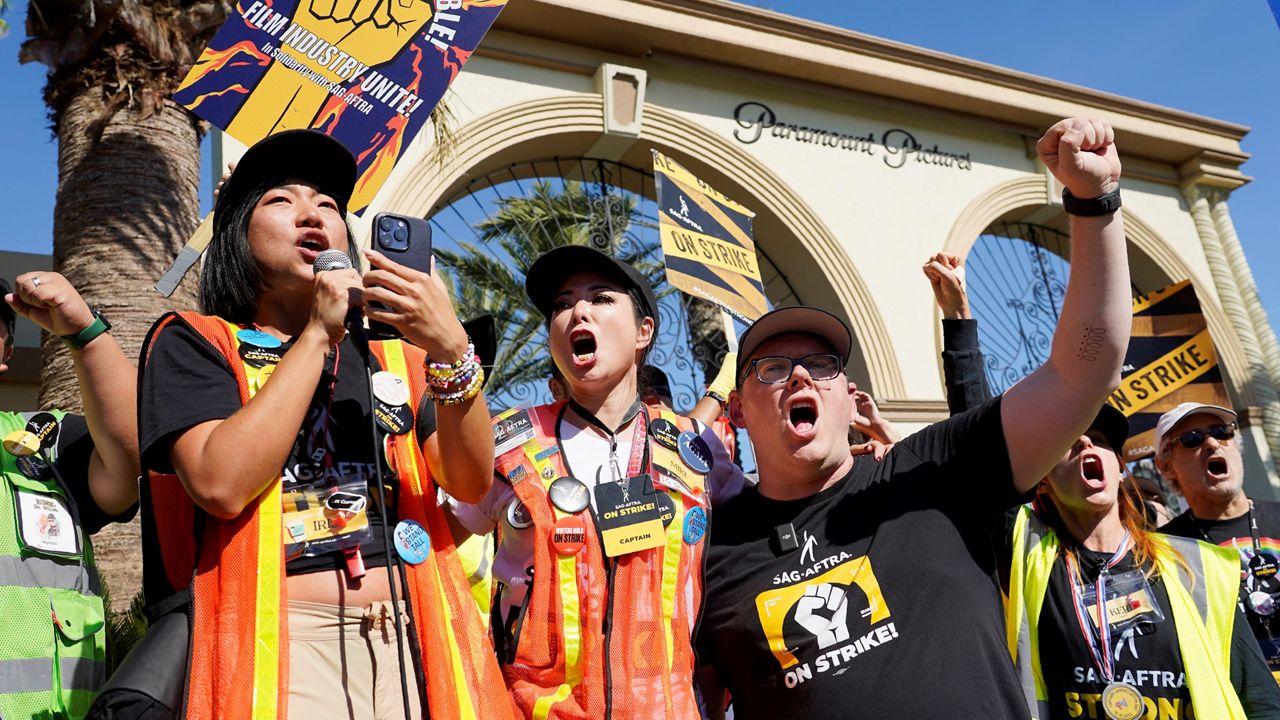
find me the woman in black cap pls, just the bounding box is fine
[449,244,745,719]
[134,130,515,720]
[1003,406,1280,720]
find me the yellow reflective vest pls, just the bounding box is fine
[1006,505,1245,720]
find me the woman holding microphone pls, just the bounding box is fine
[136,130,514,720]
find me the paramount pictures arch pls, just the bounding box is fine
[206,0,1280,494]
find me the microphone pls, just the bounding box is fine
[312,249,353,273]
[311,249,368,355]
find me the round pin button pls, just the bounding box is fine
[15,455,51,480]
[1251,552,1279,581]
[371,371,411,408]
[375,401,412,435]
[25,412,60,450]
[551,516,587,556]
[236,329,282,349]
[683,506,707,545]
[1249,590,1277,617]
[677,432,713,474]
[393,520,431,565]
[4,430,41,457]
[506,498,534,529]
[239,344,282,368]
[649,418,680,451]
[548,477,590,514]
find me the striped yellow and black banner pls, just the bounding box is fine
[1107,279,1230,460]
[653,150,768,322]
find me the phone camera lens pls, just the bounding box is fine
[393,225,408,243]
[378,216,393,231]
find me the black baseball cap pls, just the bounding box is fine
[214,130,358,223]
[1089,404,1130,454]
[524,245,659,335]
[736,306,853,385]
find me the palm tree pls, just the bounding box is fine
[20,0,233,611]
[436,178,729,409]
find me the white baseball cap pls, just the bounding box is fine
[1153,403,1237,456]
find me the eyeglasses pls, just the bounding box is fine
[1163,423,1237,453]
[743,353,844,385]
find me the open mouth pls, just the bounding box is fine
[1207,456,1229,478]
[1081,455,1105,484]
[788,399,818,434]
[296,234,327,257]
[570,330,597,364]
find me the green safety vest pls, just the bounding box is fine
[1006,505,1244,720]
[0,409,106,720]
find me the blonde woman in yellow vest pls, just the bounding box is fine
[1005,405,1280,720]
[136,131,516,720]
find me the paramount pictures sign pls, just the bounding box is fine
[730,101,973,171]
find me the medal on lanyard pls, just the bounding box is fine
[1065,533,1145,720]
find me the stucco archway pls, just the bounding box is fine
[373,94,907,396]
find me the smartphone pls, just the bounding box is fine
[368,212,433,340]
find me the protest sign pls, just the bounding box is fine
[175,0,506,214]
[653,150,767,323]
[1107,279,1231,460]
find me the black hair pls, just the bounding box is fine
[637,364,672,402]
[200,176,358,322]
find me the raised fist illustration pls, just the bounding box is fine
[794,583,850,649]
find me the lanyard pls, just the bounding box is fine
[568,398,648,481]
[1064,532,1132,683]
[1249,500,1263,553]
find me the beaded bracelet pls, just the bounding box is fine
[433,366,485,405]
[425,352,479,386]
[425,342,475,377]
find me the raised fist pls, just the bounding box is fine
[1036,118,1121,200]
[794,583,850,649]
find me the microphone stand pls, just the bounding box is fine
[352,322,418,720]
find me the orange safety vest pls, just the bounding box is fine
[492,402,709,720]
[141,312,516,720]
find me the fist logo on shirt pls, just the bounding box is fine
[795,583,850,649]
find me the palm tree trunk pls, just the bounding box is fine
[43,90,202,610]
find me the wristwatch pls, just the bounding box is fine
[61,307,112,349]
[1062,187,1122,217]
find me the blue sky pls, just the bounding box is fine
[2,1,1278,335]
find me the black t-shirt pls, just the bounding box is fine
[139,321,435,578]
[1163,501,1280,678]
[696,397,1029,719]
[3,412,137,535]
[1031,543,1280,719]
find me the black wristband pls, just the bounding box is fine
[1062,187,1121,217]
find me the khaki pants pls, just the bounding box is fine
[287,600,423,720]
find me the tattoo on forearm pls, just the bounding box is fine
[1077,326,1106,361]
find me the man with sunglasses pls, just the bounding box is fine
[1157,403,1280,682]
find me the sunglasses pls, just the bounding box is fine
[1163,423,1236,453]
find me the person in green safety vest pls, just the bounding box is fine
[1,272,140,719]
[1004,404,1280,720]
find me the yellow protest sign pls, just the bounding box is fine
[653,150,767,322]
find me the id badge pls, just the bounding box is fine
[282,478,372,558]
[15,489,80,556]
[592,475,665,557]
[1082,568,1166,633]
[651,445,706,503]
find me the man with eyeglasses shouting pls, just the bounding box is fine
[1158,403,1280,684]
[694,117,1133,720]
